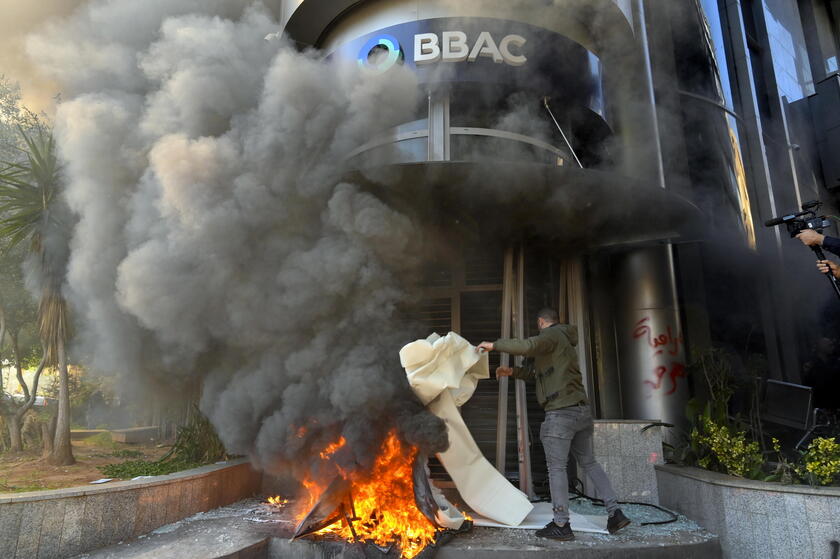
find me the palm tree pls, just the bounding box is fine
[0,127,74,465]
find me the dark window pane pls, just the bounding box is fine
[451,134,561,165]
[459,290,504,471]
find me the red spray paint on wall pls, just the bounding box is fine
[633,317,686,396]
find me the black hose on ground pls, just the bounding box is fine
[567,477,679,526]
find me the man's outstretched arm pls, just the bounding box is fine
[477,332,556,357]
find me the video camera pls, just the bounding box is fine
[764,200,831,237]
[765,200,840,300]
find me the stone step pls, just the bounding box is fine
[79,499,721,559]
[269,530,720,559]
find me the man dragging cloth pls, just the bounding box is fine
[476,308,631,541]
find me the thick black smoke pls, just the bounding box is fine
[30,0,446,480]
[29,0,721,488]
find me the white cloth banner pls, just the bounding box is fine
[470,502,609,534]
[400,332,534,527]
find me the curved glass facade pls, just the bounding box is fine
[673,0,757,249]
[337,18,611,169]
[344,89,577,168]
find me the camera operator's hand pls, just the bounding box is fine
[817,260,840,279]
[797,229,825,246]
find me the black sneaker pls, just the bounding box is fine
[535,521,574,541]
[607,509,631,534]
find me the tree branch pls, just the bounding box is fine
[11,330,29,402]
[23,351,46,409]
[15,345,46,421]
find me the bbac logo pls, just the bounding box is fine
[414,31,527,66]
[357,34,404,73]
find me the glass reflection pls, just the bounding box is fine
[680,1,757,247]
[761,0,815,99]
[699,0,736,110]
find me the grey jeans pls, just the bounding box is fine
[539,404,619,524]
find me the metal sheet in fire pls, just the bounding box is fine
[412,453,466,529]
[292,477,352,539]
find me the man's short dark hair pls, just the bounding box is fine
[537,308,559,323]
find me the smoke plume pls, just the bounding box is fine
[0,0,87,113]
[25,0,744,488]
[30,0,447,480]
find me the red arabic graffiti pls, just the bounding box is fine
[633,317,683,356]
[634,317,686,396]
[642,363,686,395]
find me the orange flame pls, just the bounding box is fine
[271,431,437,558]
[300,477,320,512]
[267,496,289,507]
[319,436,347,460]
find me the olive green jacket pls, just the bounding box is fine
[494,323,587,411]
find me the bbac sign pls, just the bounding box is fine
[340,17,603,110]
[413,31,526,66]
[357,30,526,72]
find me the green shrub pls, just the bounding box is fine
[798,437,840,486]
[159,408,227,465]
[691,416,763,478]
[99,407,229,479]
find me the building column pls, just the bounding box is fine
[427,89,450,161]
[607,1,688,433]
[614,247,689,434]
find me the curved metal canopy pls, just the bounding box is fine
[342,161,704,250]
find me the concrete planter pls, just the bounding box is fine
[586,420,665,505]
[0,458,263,559]
[656,464,840,559]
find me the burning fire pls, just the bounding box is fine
[271,431,437,558]
[319,436,347,460]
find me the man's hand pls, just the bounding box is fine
[797,229,825,247]
[495,366,513,378]
[817,259,840,279]
[476,341,494,352]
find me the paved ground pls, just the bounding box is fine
[76,498,720,559]
[73,501,280,559]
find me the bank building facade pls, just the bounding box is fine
[272,0,840,496]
